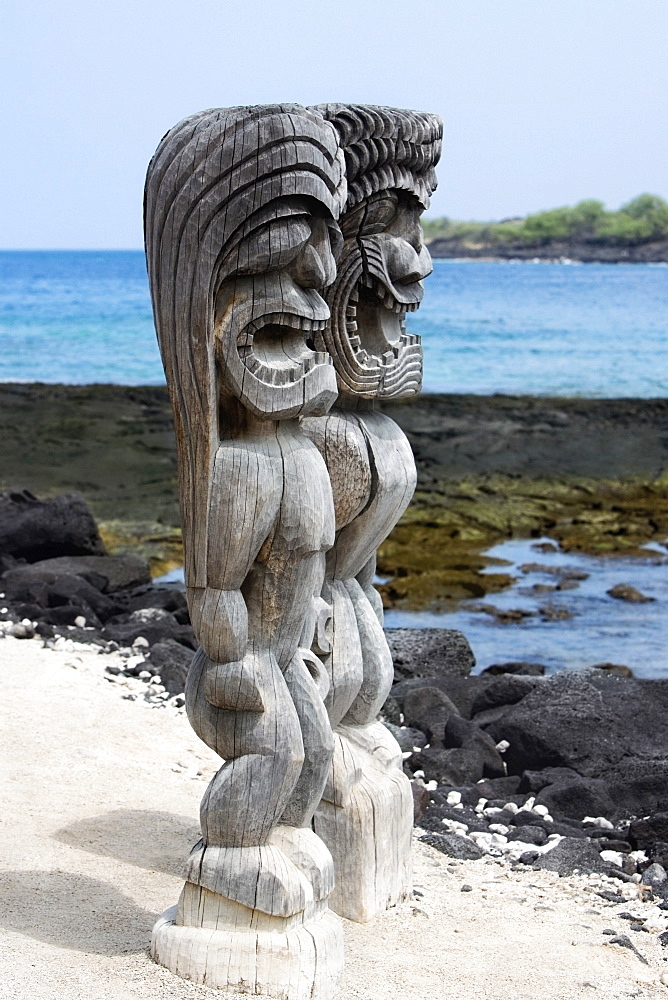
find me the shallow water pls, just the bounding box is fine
[385,537,668,679]
[157,537,667,679]
[1,251,667,396]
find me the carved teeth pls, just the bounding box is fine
[346,320,358,333]
[348,335,361,349]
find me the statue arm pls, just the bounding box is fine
[187,437,283,709]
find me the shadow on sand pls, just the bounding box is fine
[0,869,155,955]
[54,808,199,877]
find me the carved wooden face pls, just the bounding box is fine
[214,197,342,420]
[320,191,431,399]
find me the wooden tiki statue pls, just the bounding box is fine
[304,104,442,922]
[144,105,348,998]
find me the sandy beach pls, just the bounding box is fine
[1,634,667,1000]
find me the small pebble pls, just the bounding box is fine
[10,623,34,639]
[460,884,473,892]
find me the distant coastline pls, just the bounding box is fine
[423,193,668,263]
[426,237,668,264]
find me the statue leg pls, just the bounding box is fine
[153,432,343,994]
[314,580,413,922]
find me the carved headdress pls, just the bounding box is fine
[144,105,346,586]
[316,103,442,211]
[312,104,442,398]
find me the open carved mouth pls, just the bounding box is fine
[237,314,332,385]
[345,274,420,368]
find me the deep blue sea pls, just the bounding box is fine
[1,250,666,395]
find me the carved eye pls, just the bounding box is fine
[359,195,398,236]
[233,217,312,275]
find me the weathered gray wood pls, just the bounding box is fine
[144,100,441,991]
[305,104,442,924]
[145,104,347,996]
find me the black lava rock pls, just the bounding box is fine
[400,685,460,740]
[385,628,475,680]
[54,626,107,647]
[486,673,624,776]
[418,831,484,860]
[535,774,616,822]
[145,638,194,693]
[0,488,105,562]
[102,615,196,650]
[381,693,402,725]
[392,674,491,720]
[443,716,506,778]
[471,674,539,716]
[508,825,548,846]
[472,775,522,799]
[382,722,427,753]
[46,602,102,628]
[3,554,151,593]
[629,813,668,852]
[420,804,490,834]
[517,851,540,865]
[519,767,580,793]
[410,746,485,786]
[482,661,546,677]
[46,574,122,622]
[411,782,430,823]
[127,587,188,614]
[533,837,614,877]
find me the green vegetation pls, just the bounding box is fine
[422,194,668,248]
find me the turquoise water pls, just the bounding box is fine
[1,251,666,395]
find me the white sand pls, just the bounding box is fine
[1,635,667,1000]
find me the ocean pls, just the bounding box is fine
[1,250,666,395]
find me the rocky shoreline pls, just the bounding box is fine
[0,384,666,610]
[0,493,666,902]
[426,237,668,264]
[0,489,667,958]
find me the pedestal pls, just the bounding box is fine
[151,826,344,998]
[313,722,413,923]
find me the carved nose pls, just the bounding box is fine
[386,238,432,285]
[289,220,337,288]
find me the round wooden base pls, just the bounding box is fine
[151,903,344,999]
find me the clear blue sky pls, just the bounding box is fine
[2,0,667,248]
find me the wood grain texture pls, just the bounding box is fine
[304,105,442,924]
[144,102,442,992]
[144,104,347,996]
